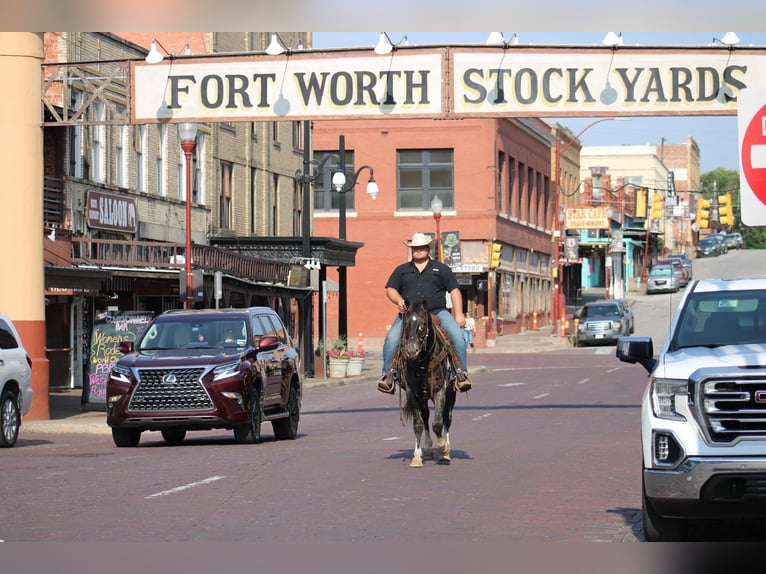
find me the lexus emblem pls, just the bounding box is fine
[755,390,766,403]
[162,373,177,385]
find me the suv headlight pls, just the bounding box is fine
[651,377,688,420]
[213,360,241,381]
[110,364,132,383]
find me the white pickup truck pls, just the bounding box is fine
[617,275,766,541]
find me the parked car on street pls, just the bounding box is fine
[646,264,680,294]
[724,232,743,249]
[613,298,635,334]
[665,253,693,281]
[0,312,33,448]
[106,307,302,447]
[658,257,689,287]
[711,233,728,254]
[697,236,721,258]
[617,275,766,541]
[573,300,630,347]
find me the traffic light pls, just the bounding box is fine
[489,242,502,269]
[696,197,711,229]
[650,191,665,220]
[718,192,734,226]
[636,187,648,219]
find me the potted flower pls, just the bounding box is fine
[327,337,350,378]
[345,349,367,376]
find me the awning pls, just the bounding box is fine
[45,266,111,291]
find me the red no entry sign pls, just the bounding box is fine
[738,90,766,226]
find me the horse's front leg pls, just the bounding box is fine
[410,407,425,468]
[421,403,433,460]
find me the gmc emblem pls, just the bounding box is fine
[755,391,766,403]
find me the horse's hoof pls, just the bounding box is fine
[422,448,434,460]
[439,454,451,462]
[410,457,423,468]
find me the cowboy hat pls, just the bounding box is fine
[403,232,435,248]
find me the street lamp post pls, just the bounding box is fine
[431,195,443,261]
[330,135,378,342]
[179,122,197,310]
[553,117,628,337]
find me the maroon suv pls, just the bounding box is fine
[106,307,301,447]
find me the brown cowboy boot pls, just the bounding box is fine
[454,369,472,392]
[377,373,395,394]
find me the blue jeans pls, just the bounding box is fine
[382,309,468,375]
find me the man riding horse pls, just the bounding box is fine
[376,232,472,394]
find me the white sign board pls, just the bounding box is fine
[738,89,766,226]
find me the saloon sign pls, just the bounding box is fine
[132,45,766,123]
[87,190,138,234]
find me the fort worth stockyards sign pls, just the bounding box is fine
[131,45,766,123]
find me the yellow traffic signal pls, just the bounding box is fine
[718,192,734,227]
[636,187,648,219]
[489,242,502,269]
[650,192,665,220]
[696,197,711,229]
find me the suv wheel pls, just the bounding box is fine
[272,383,300,440]
[161,428,187,444]
[234,387,262,444]
[642,474,687,541]
[0,389,20,448]
[112,427,141,447]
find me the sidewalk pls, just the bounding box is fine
[21,324,571,436]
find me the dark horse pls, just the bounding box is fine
[396,299,457,467]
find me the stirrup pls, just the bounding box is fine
[455,369,472,392]
[377,375,395,394]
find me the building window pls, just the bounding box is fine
[157,124,167,197]
[193,133,204,205]
[272,173,279,235]
[91,100,105,183]
[219,160,232,230]
[508,157,516,218]
[116,114,127,188]
[496,151,504,213]
[293,177,301,236]
[135,125,146,193]
[313,150,356,211]
[397,149,454,210]
[70,90,85,180]
[292,121,303,151]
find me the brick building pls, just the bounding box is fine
[312,116,555,350]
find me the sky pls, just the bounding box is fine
[313,32,766,174]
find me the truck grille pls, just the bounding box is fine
[586,321,611,332]
[699,374,766,442]
[129,367,212,412]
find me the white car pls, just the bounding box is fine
[0,312,33,447]
[617,276,766,540]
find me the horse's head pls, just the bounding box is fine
[400,299,429,361]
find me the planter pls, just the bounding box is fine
[328,358,349,378]
[345,357,365,376]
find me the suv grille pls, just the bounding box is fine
[699,375,766,442]
[129,368,212,412]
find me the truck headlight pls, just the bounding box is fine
[651,378,688,420]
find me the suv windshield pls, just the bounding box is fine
[138,317,248,350]
[673,290,766,348]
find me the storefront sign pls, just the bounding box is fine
[132,47,766,122]
[565,207,609,230]
[85,310,153,404]
[86,189,138,234]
